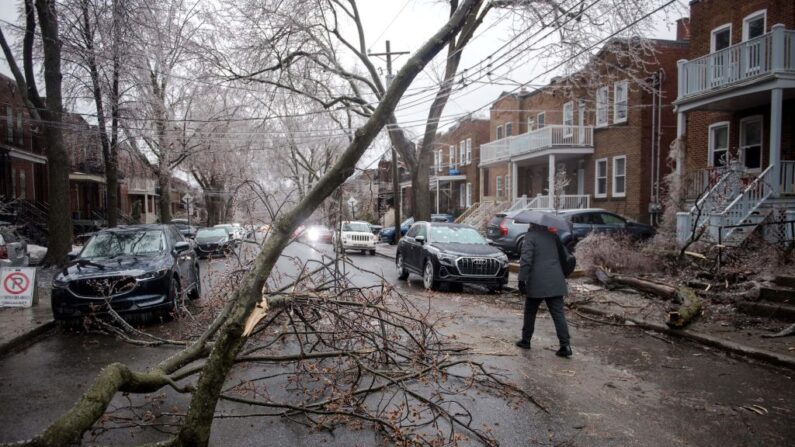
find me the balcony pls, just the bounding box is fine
[480,125,594,167]
[127,177,157,194]
[677,25,795,110]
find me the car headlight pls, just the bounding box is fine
[137,268,170,281]
[308,229,320,241]
[53,275,69,288]
[495,252,509,265]
[438,253,457,266]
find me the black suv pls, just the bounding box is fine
[396,222,509,291]
[51,224,201,322]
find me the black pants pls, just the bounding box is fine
[521,296,571,346]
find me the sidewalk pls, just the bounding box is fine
[0,268,56,357]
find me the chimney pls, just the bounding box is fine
[676,17,690,41]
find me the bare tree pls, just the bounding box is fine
[0,0,73,265]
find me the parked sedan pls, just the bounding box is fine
[486,209,575,257]
[214,224,241,245]
[51,224,201,322]
[396,222,509,291]
[559,208,656,242]
[195,227,236,258]
[379,217,414,244]
[170,219,198,239]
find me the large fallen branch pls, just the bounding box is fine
[594,267,702,328]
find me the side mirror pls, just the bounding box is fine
[415,235,426,244]
[174,241,191,253]
[67,250,80,261]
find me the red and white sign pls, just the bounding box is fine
[0,268,36,308]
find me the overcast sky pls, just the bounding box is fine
[0,0,685,144]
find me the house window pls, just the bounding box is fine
[6,107,13,143]
[19,170,26,200]
[505,174,511,198]
[459,141,466,166]
[434,150,441,172]
[466,183,472,207]
[459,183,466,207]
[496,125,503,140]
[596,87,608,127]
[527,117,535,132]
[506,122,513,137]
[595,158,607,198]
[563,102,573,137]
[740,116,762,171]
[496,176,503,197]
[711,24,731,52]
[708,122,730,167]
[16,114,22,145]
[466,138,472,164]
[613,81,628,124]
[449,145,456,169]
[743,11,765,41]
[612,156,626,197]
[536,112,545,129]
[578,98,587,143]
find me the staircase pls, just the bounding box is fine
[459,199,509,231]
[678,163,794,247]
[737,275,795,323]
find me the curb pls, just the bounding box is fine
[575,305,795,370]
[0,319,56,359]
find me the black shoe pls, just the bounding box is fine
[555,345,572,357]
[515,340,531,350]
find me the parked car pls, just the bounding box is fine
[214,224,241,245]
[396,222,509,291]
[303,225,333,244]
[334,221,377,254]
[486,209,575,257]
[170,219,197,239]
[486,208,654,256]
[430,213,454,222]
[379,217,414,244]
[0,224,29,266]
[231,223,248,240]
[369,224,383,235]
[51,224,201,322]
[195,227,236,258]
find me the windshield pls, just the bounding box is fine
[402,218,414,227]
[214,225,233,234]
[430,226,487,244]
[81,230,166,258]
[342,223,370,232]
[197,228,228,239]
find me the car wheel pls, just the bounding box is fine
[422,260,438,291]
[188,264,201,300]
[369,249,376,255]
[396,253,409,280]
[164,277,181,319]
[361,250,367,254]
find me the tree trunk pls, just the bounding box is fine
[158,171,172,223]
[174,3,482,444]
[37,0,72,265]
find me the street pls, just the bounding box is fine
[0,241,793,446]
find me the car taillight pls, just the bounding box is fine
[499,219,509,236]
[0,245,6,259]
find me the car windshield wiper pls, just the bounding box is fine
[73,258,106,270]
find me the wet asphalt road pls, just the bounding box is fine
[0,240,793,446]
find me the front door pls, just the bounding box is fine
[740,116,763,172]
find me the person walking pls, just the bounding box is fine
[516,223,572,357]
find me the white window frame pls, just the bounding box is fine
[536,112,545,129]
[496,125,503,140]
[708,121,730,167]
[710,23,732,52]
[466,182,472,207]
[496,176,503,197]
[505,174,511,199]
[613,81,628,124]
[594,158,608,198]
[563,101,573,137]
[505,122,513,137]
[742,10,766,41]
[527,117,535,132]
[449,145,456,169]
[459,141,466,166]
[466,138,472,164]
[612,156,626,198]
[739,115,763,172]
[459,183,466,207]
[596,87,608,128]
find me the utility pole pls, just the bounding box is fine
[370,40,409,245]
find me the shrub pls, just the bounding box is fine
[575,232,660,276]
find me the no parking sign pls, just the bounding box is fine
[0,267,37,308]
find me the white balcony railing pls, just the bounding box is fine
[679,25,795,99]
[782,161,795,195]
[128,177,156,193]
[480,125,594,166]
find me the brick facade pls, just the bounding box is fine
[432,117,489,213]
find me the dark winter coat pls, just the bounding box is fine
[518,227,568,298]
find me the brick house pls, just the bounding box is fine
[674,0,795,244]
[0,74,47,203]
[479,36,688,223]
[430,116,489,215]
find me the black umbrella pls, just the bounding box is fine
[513,210,570,233]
